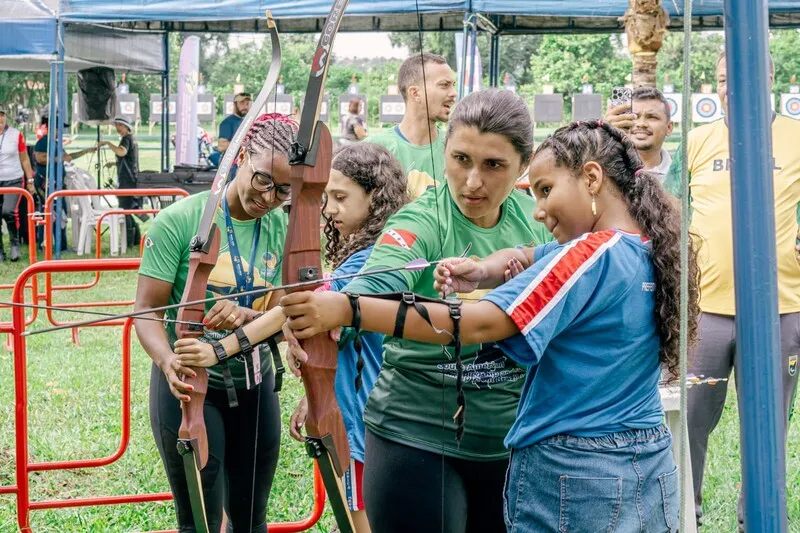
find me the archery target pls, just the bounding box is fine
[379,95,405,123]
[665,93,682,122]
[120,101,136,115]
[691,94,723,123]
[781,94,800,119]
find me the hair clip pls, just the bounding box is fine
[634,168,644,178]
[597,120,604,127]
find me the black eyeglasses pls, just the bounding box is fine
[248,155,292,200]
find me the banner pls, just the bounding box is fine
[455,32,482,96]
[175,36,200,166]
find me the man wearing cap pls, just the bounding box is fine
[217,92,251,157]
[0,105,35,261]
[99,117,141,246]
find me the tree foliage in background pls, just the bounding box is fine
[526,34,632,113]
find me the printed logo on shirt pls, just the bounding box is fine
[436,344,525,388]
[789,355,797,377]
[379,228,417,249]
[642,281,656,292]
[712,158,782,172]
[144,236,154,248]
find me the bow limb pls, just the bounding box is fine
[172,12,282,533]
[283,1,354,531]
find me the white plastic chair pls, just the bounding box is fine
[64,165,126,256]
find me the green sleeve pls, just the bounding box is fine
[342,199,438,295]
[139,207,187,284]
[663,145,685,198]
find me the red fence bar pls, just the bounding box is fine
[39,190,189,330]
[10,258,325,532]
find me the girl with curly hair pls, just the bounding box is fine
[281,120,700,532]
[176,142,408,532]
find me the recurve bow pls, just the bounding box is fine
[282,0,354,531]
[172,12,282,532]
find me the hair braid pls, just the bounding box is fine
[534,121,700,379]
[241,113,298,160]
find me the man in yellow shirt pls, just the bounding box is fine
[665,51,800,531]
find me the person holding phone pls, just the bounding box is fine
[605,87,673,182]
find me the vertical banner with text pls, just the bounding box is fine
[175,36,200,166]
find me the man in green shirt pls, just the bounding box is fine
[367,52,457,199]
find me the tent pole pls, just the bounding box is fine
[723,0,788,530]
[458,13,469,99]
[54,20,66,259]
[162,30,170,171]
[467,17,478,93]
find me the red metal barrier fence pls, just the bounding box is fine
[6,258,325,532]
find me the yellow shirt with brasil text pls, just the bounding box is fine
[665,116,800,315]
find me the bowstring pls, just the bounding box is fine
[413,1,450,527]
[246,62,281,533]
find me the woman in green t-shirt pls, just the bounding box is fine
[284,89,551,533]
[135,114,296,532]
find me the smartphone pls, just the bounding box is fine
[610,86,633,109]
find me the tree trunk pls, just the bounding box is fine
[621,0,670,88]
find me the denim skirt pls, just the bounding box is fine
[504,424,678,533]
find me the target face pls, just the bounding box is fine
[120,102,135,115]
[197,102,212,115]
[782,94,800,119]
[691,94,723,123]
[382,102,406,115]
[665,94,682,122]
[696,98,718,118]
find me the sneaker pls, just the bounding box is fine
[10,244,20,262]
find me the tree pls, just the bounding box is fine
[770,29,800,94]
[656,31,724,91]
[388,31,543,87]
[527,34,632,110]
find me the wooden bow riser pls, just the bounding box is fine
[284,123,351,477]
[175,226,221,469]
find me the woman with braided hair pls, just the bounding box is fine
[174,142,410,533]
[281,120,701,532]
[135,113,297,532]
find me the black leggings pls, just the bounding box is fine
[149,364,281,532]
[363,429,508,533]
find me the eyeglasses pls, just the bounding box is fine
[248,155,292,201]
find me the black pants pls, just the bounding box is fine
[363,429,508,533]
[149,364,282,532]
[118,195,142,247]
[0,178,22,249]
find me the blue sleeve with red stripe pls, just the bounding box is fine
[482,231,620,365]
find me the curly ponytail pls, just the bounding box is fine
[323,143,409,269]
[534,121,700,378]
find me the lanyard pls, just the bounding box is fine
[221,185,262,309]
